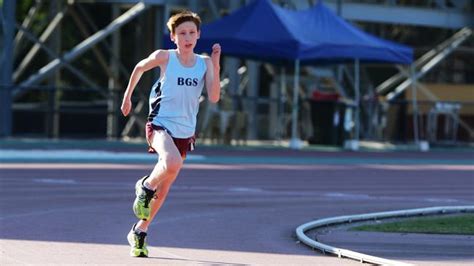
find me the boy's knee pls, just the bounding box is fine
[162,156,183,173]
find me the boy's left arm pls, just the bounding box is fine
[205,43,221,103]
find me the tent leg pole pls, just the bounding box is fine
[355,59,360,146]
[411,64,420,145]
[290,59,301,149]
[279,66,286,141]
[0,0,16,137]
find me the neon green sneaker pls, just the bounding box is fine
[127,224,149,257]
[133,176,156,220]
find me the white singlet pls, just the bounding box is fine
[148,50,207,138]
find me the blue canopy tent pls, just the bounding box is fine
[165,0,414,148]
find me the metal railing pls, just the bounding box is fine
[296,205,474,266]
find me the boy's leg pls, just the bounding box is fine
[128,178,175,257]
[128,130,183,257]
[133,129,183,220]
[137,130,184,228]
[147,129,183,189]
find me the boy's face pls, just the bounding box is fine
[171,21,200,51]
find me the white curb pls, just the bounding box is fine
[296,206,474,265]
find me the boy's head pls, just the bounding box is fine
[167,10,201,35]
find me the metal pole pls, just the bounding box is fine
[354,59,360,142]
[279,66,286,141]
[14,0,43,56]
[411,64,419,144]
[336,0,342,16]
[48,0,62,139]
[290,59,301,149]
[247,61,259,139]
[0,0,16,137]
[107,4,121,140]
[153,5,165,77]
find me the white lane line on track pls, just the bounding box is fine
[0,203,121,220]
[322,192,462,204]
[3,179,467,204]
[33,178,78,185]
[175,186,464,203]
[425,198,459,203]
[0,163,152,169]
[324,192,371,200]
[0,149,206,161]
[4,177,468,205]
[151,212,222,225]
[228,187,265,193]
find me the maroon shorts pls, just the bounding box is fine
[145,122,195,158]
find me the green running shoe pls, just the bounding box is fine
[133,175,156,220]
[127,224,149,257]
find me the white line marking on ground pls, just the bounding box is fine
[0,163,152,169]
[33,178,78,185]
[0,203,121,220]
[324,192,371,200]
[228,187,265,193]
[323,192,461,204]
[425,198,459,203]
[151,212,221,225]
[173,185,266,194]
[0,149,205,161]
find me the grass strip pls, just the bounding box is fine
[351,214,474,235]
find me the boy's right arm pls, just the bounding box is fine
[121,50,168,116]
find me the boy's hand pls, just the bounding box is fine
[121,98,132,116]
[211,43,221,69]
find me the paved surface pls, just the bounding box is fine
[0,147,473,265]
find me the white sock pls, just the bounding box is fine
[135,226,147,233]
[143,181,155,191]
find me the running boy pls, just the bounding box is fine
[120,10,221,257]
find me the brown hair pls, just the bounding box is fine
[167,10,201,34]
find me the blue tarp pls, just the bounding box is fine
[165,0,413,64]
